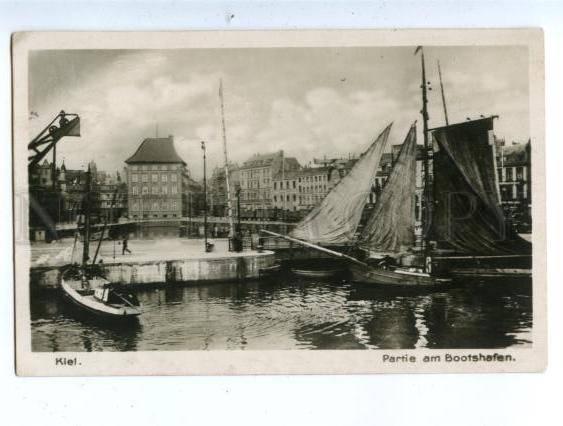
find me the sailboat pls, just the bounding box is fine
[263,46,530,286]
[428,116,532,277]
[285,123,393,277]
[61,165,142,319]
[289,123,392,245]
[348,122,452,287]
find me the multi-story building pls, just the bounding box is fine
[496,140,532,231]
[296,167,331,210]
[272,170,302,212]
[125,135,202,220]
[96,171,128,222]
[238,150,300,214]
[208,164,240,217]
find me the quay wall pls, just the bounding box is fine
[31,252,276,289]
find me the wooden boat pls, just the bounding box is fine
[291,266,344,278]
[262,46,531,287]
[349,263,451,287]
[61,165,142,320]
[61,267,141,319]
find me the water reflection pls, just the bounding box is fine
[30,276,532,352]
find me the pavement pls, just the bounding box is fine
[28,238,269,268]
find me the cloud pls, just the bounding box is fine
[28,46,531,179]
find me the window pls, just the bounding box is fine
[152,202,159,211]
[132,186,139,195]
[293,195,296,201]
[162,174,167,183]
[132,202,139,211]
[171,174,177,182]
[152,165,158,171]
[274,182,277,190]
[142,186,149,194]
[162,186,168,195]
[293,181,296,189]
[172,201,177,210]
[516,167,523,181]
[142,174,148,183]
[142,165,148,171]
[171,185,178,194]
[152,174,158,183]
[152,186,159,195]
[132,174,138,183]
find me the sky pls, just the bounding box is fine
[28,46,530,179]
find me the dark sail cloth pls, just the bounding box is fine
[431,118,531,255]
[358,123,418,253]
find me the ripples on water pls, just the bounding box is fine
[30,276,532,352]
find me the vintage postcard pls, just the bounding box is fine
[13,29,546,376]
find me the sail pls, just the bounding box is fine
[431,117,531,255]
[290,123,392,244]
[358,123,418,253]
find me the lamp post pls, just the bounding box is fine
[201,141,209,252]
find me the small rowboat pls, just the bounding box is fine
[61,268,141,319]
[290,266,345,278]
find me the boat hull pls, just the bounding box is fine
[61,276,141,319]
[290,267,344,278]
[349,263,452,288]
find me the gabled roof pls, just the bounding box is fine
[125,136,185,164]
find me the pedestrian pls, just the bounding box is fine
[122,237,131,255]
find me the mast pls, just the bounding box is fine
[201,141,208,251]
[416,46,432,270]
[437,60,449,126]
[81,164,91,266]
[219,79,235,240]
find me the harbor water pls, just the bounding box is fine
[30,275,532,352]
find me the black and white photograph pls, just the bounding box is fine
[12,30,546,375]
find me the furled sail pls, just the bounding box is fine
[430,117,531,255]
[358,122,418,253]
[290,123,392,244]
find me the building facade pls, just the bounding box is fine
[125,135,202,220]
[238,150,300,215]
[496,140,532,231]
[208,164,240,218]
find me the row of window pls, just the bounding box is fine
[240,168,270,179]
[129,164,181,172]
[272,175,328,190]
[131,185,178,195]
[130,173,178,183]
[132,213,179,219]
[500,183,529,200]
[273,194,324,204]
[498,166,526,182]
[239,189,270,200]
[131,201,179,211]
[272,185,328,194]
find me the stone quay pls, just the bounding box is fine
[28,238,276,289]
